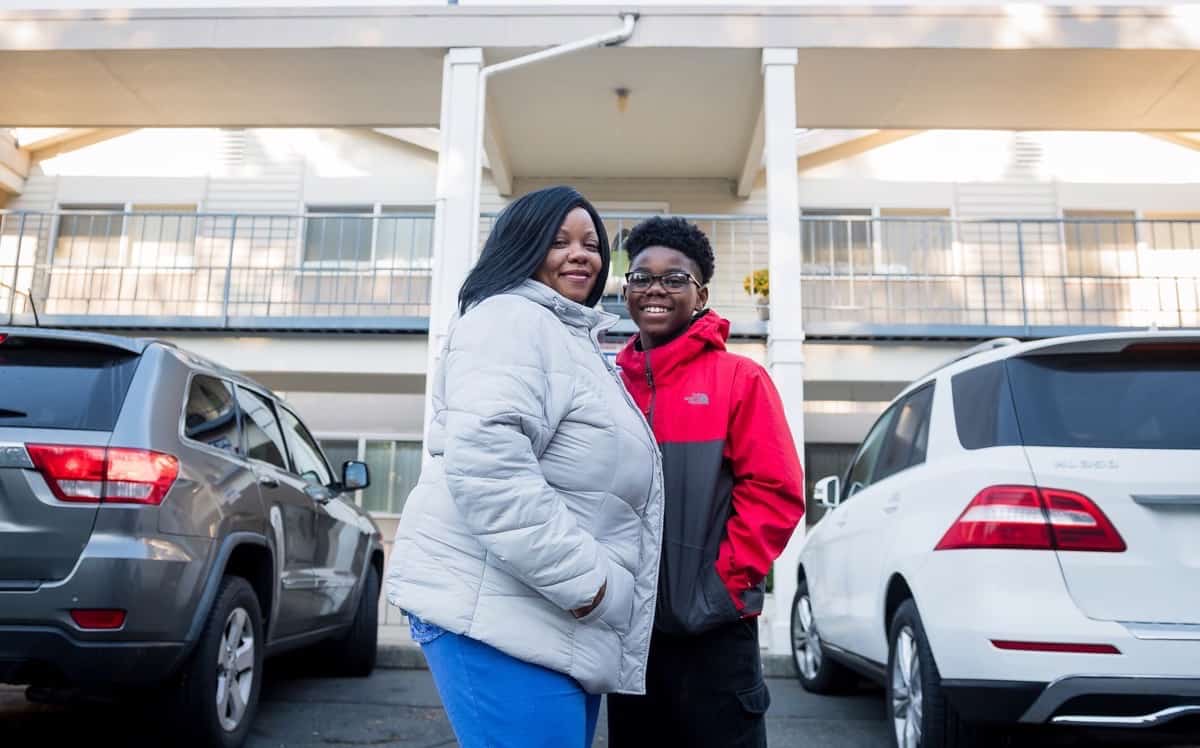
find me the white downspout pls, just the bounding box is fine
[469,12,639,257]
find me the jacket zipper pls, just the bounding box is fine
[644,350,656,428]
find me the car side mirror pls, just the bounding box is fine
[342,460,370,491]
[814,475,842,509]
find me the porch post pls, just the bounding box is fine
[762,48,807,656]
[423,48,485,450]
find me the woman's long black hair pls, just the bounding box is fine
[458,185,610,314]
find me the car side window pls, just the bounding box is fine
[183,375,240,455]
[278,405,333,487]
[235,386,289,471]
[874,384,936,484]
[843,407,897,501]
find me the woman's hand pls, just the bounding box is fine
[571,580,607,619]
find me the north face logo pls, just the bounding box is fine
[685,392,710,406]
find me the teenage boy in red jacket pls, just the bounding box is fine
[607,216,806,748]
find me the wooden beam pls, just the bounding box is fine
[376,123,510,193]
[25,128,135,162]
[736,105,764,198]
[0,132,30,196]
[483,102,513,197]
[1147,132,1200,152]
[373,127,440,154]
[796,129,921,172]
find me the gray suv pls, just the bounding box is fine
[0,328,384,748]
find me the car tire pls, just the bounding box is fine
[887,599,986,748]
[791,580,855,693]
[323,563,380,678]
[174,575,265,748]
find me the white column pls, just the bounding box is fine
[762,48,807,656]
[423,48,484,449]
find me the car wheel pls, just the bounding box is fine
[791,580,855,693]
[887,599,982,748]
[322,563,380,677]
[175,575,264,748]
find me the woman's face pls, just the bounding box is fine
[625,245,708,350]
[533,207,603,305]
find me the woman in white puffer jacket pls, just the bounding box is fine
[385,185,665,748]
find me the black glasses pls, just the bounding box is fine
[624,270,703,294]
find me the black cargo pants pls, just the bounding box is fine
[607,618,771,748]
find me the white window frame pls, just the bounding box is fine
[51,201,199,271]
[299,203,435,272]
[313,431,423,518]
[1060,208,1139,278]
[874,207,953,275]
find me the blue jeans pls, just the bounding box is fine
[421,629,601,748]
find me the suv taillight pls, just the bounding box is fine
[26,444,179,506]
[935,485,1125,553]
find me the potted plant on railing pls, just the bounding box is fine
[743,268,770,321]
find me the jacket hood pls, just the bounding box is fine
[508,279,616,332]
[616,309,730,383]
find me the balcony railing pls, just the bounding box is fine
[2,210,1198,336]
[0,209,434,330]
[794,216,1200,336]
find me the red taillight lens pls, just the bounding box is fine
[0,333,8,344]
[935,485,1053,550]
[70,609,126,630]
[1042,488,1126,552]
[26,444,179,506]
[104,447,180,505]
[935,485,1125,553]
[26,445,107,503]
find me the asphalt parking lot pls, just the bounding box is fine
[3,659,1199,747]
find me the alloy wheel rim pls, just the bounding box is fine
[890,626,923,748]
[215,607,255,732]
[792,594,822,680]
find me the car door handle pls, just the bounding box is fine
[883,493,901,514]
[257,473,279,489]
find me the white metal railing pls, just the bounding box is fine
[3,210,1197,335]
[0,209,434,329]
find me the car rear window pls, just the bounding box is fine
[1007,349,1200,450]
[0,338,141,431]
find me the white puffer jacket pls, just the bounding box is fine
[385,280,665,695]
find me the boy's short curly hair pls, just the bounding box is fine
[624,216,715,285]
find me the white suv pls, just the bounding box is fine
[792,331,1200,748]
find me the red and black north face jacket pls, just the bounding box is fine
[616,310,805,635]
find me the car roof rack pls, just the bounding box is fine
[916,337,1022,382]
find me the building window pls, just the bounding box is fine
[317,437,422,515]
[54,203,197,268]
[362,439,422,514]
[304,205,374,264]
[800,208,872,273]
[1141,212,1200,278]
[376,207,434,270]
[878,208,953,275]
[303,204,435,268]
[1063,209,1137,276]
[54,204,125,266]
[127,204,198,268]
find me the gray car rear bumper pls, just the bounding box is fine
[0,626,187,687]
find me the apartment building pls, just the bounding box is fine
[3,1,1199,652]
